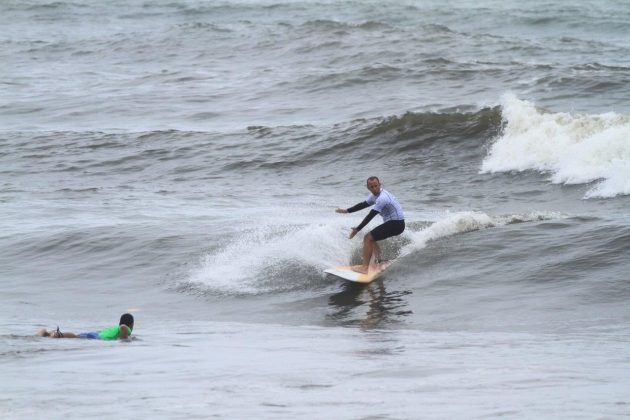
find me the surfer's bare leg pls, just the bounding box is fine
[373,242,382,263]
[37,329,51,337]
[37,328,79,338]
[352,233,376,274]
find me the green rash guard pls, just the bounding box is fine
[98,325,132,341]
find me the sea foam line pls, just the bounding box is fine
[400,210,566,257]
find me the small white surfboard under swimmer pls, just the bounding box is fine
[324,254,394,284]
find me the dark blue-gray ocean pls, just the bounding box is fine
[1,0,629,418]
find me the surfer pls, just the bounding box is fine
[37,313,134,341]
[336,176,405,274]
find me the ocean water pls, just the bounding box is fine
[1,0,629,418]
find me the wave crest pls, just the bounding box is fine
[481,94,630,199]
[185,211,566,296]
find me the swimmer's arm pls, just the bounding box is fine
[119,325,131,340]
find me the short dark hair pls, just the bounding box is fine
[366,176,380,185]
[119,313,134,327]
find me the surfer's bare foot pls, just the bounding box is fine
[351,265,368,274]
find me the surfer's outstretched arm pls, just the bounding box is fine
[347,201,371,213]
[336,201,371,214]
[354,209,379,232]
[348,209,379,239]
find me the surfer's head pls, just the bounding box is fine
[366,176,381,195]
[119,313,134,330]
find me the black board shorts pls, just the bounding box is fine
[370,219,405,241]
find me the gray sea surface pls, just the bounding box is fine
[1,0,629,418]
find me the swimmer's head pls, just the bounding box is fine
[119,313,134,329]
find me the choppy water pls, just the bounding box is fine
[1,0,629,418]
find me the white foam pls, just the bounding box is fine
[187,219,353,294]
[401,210,567,256]
[481,94,630,199]
[403,211,494,253]
[188,210,567,294]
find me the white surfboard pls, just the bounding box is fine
[324,254,394,284]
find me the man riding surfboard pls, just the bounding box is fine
[336,176,405,274]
